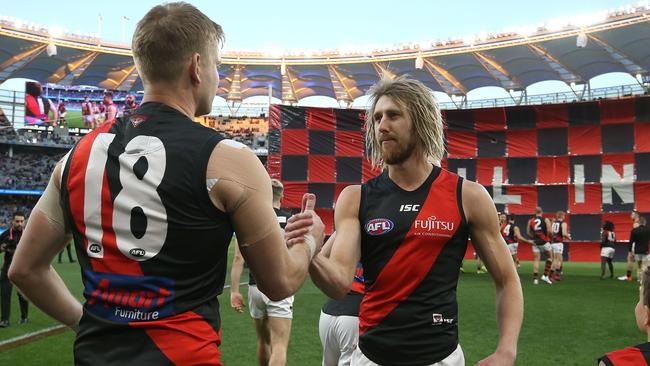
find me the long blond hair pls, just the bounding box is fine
[365,76,445,168]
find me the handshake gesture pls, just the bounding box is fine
[284,193,325,259]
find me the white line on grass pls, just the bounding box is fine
[0,325,67,350]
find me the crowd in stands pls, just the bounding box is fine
[43,86,132,102]
[0,150,63,190]
[199,115,268,149]
[0,195,37,229]
[0,129,81,147]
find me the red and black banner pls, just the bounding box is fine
[267,96,650,260]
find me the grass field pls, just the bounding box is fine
[61,110,84,129]
[0,241,645,365]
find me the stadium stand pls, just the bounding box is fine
[0,195,37,230]
[42,86,133,102]
[198,115,268,150]
[0,147,64,190]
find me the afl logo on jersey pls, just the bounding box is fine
[129,114,148,128]
[365,218,394,236]
[129,248,146,258]
[89,243,102,254]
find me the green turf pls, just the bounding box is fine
[61,111,84,129]
[0,245,645,365]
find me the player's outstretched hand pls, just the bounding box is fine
[301,193,325,255]
[476,349,515,366]
[230,292,245,313]
[284,194,325,254]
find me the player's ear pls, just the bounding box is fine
[645,305,650,328]
[189,53,201,85]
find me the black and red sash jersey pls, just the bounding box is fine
[529,215,550,244]
[551,219,566,243]
[602,230,616,248]
[358,166,468,366]
[599,342,650,365]
[501,223,517,244]
[61,102,232,365]
[248,207,292,286]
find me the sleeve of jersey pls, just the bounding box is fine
[207,140,278,247]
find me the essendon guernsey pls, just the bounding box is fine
[529,216,550,244]
[501,223,516,244]
[599,342,650,365]
[358,166,469,365]
[551,219,565,243]
[61,102,233,365]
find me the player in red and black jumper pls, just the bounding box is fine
[9,4,323,365]
[600,221,617,279]
[550,211,570,281]
[527,207,554,285]
[289,76,523,366]
[599,266,650,365]
[499,213,533,268]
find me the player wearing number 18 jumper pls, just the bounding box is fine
[8,3,323,365]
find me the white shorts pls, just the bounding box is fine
[532,243,552,254]
[507,243,518,255]
[551,242,564,254]
[248,285,294,319]
[601,247,615,259]
[634,254,650,263]
[319,311,359,366]
[351,344,464,366]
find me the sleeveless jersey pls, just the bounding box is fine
[529,215,550,244]
[81,102,92,116]
[358,166,468,365]
[104,102,118,124]
[501,223,516,244]
[551,219,565,243]
[248,207,291,286]
[599,342,650,366]
[321,263,365,317]
[61,102,232,365]
[601,230,616,248]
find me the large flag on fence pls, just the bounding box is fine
[266,105,382,235]
[267,96,650,259]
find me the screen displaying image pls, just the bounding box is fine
[24,81,57,126]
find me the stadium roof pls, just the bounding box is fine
[0,5,649,102]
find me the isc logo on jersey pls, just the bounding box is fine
[365,218,394,236]
[399,204,420,212]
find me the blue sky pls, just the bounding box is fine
[0,0,635,49]
[0,0,640,104]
